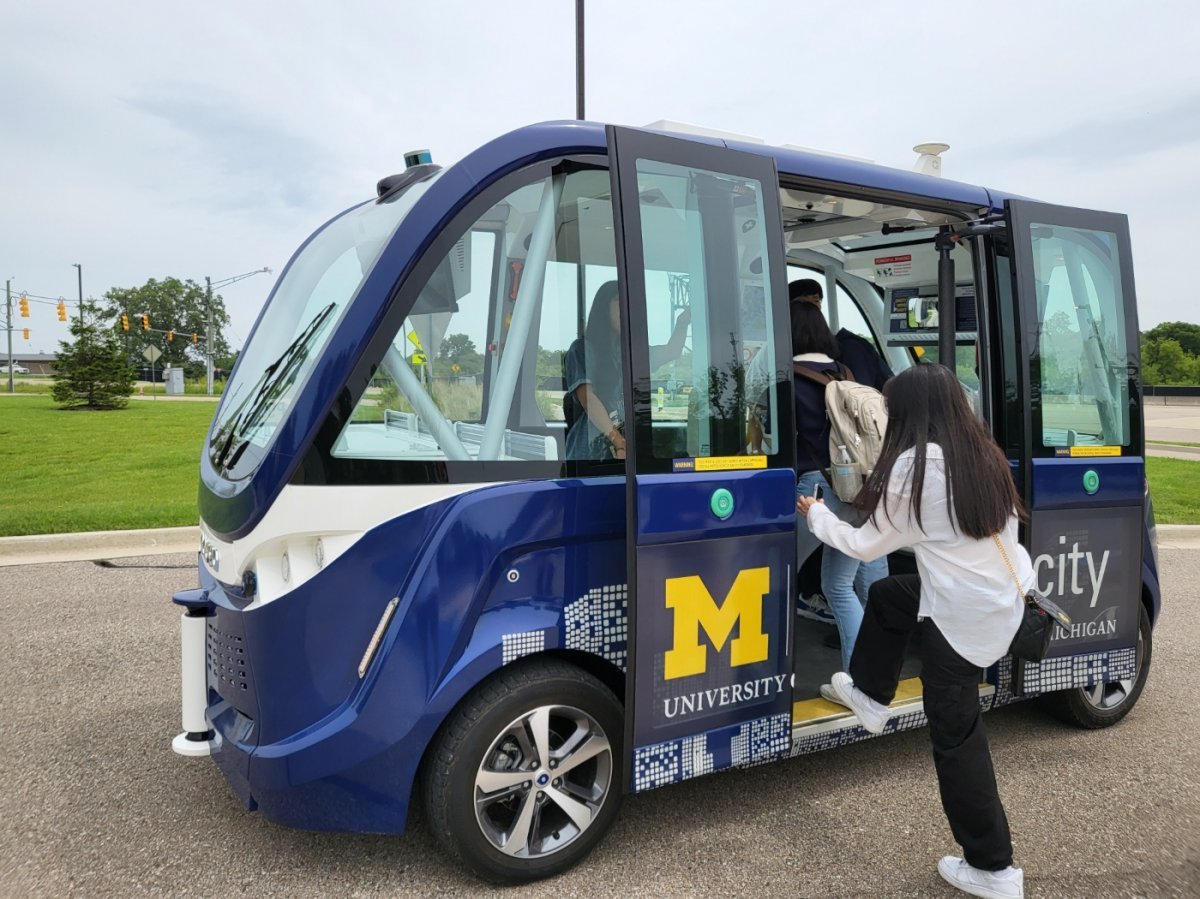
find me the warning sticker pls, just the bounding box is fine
[875,254,912,279]
[1068,445,1122,457]
[673,455,768,472]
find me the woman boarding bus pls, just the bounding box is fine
[799,363,1033,899]
[171,121,1159,883]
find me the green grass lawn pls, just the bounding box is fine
[0,395,216,536]
[1146,456,1200,525]
[0,392,1197,536]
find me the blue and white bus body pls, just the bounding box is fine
[173,121,1159,882]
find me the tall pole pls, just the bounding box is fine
[205,276,214,396]
[73,263,83,323]
[575,0,585,120]
[5,280,13,395]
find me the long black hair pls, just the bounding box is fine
[582,280,622,405]
[791,300,840,358]
[853,364,1024,538]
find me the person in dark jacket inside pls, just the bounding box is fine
[790,278,893,390]
[792,302,888,671]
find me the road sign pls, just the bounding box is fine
[143,345,162,363]
[411,353,426,366]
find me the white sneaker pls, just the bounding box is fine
[829,672,890,734]
[938,856,1024,899]
[819,683,842,705]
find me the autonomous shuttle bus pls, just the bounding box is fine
[172,121,1159,883]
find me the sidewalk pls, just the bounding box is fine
[0,526,198,567]
[1147,442,1200,461]
[2,523,1199,568]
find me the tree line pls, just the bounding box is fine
[52,277,238,409]
[1141,322,1200,386]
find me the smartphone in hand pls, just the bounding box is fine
[812,484,824,501]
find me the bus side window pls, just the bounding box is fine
[332,166,620,467]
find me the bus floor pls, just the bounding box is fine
[791,615,924,726]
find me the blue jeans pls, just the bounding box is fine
[796,470,888,670]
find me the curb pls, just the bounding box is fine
[0,526,199,568]
[1156,524,1200,550]
[2,524,1200,568]
[1147,442,1200,461]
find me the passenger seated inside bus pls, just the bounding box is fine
[563,280,691,459]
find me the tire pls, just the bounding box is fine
[422,658,624,884]
[1042,602,1152,729]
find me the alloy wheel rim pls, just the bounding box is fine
[473,703,612,858]
[1082,624,1144,711]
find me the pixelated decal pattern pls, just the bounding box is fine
[564,584,628,670]
[730,713,792,768]
[633,713,790,791]
[789,706,930,757]
[501,630,545,665]
[992,647,1137,706]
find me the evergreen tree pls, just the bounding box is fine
[51,301,136,409]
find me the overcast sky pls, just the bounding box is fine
[3,0,1198,355]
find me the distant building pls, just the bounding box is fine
[7,353,57,375]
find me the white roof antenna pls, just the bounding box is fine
[912,142,950,177]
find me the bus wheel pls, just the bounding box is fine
[1042,603,1152,729]
[422,659,624,884]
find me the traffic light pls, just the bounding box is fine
[57,301,68,321]
[22,328,29,340]
[121,314,130,332]
[141,314,149,331]
[18,297,29,317]
[192,332,198,345]
[167,329,174,342]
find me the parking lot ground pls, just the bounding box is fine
[0,550,1196,898]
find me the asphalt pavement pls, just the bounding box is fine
[0,549,1196,898]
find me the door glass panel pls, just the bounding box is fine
[1031,224,1130,447]
[633,159,779,459]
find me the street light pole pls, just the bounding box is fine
[5,279,13,394]
[575,0,585,120]
[205,276,214,396]
[203,267,271,396]
[73,263,83,324]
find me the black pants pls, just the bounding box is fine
[849,574,1014,871]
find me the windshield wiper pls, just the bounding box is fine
[213,302,337,471]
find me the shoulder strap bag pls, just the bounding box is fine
[993,534,1071,663]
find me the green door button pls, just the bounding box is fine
[711,488,734,520]
[1083,469,1100,494]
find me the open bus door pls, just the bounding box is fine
[1006,200,1146,696]
[605,126,797,792]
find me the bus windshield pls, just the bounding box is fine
[210,174,440,475]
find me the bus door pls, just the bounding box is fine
[606,126,797,792]
[1006,200,1144,687]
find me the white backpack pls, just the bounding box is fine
[794,363,889,502]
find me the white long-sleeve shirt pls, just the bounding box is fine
[806,444,1032,668]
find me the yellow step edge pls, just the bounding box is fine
[792,676,925,725]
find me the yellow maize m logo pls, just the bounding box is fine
[663,567,770,680]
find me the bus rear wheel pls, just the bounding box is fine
[422,658,624,884]
[1042,603,1152,729]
